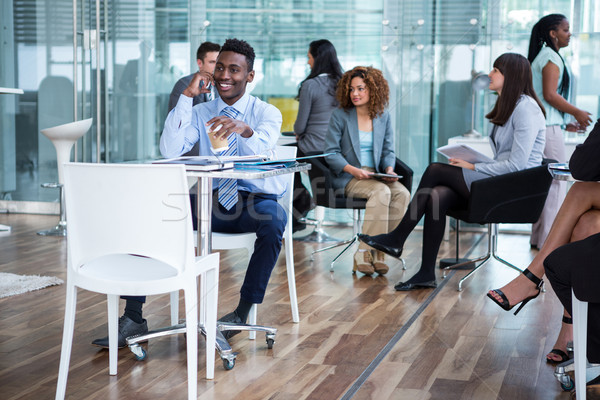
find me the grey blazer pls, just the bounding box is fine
[294,75,338,154]
[325,108,396,190]
[463,95,546,189]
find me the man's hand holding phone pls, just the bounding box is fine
[183,71,213,98]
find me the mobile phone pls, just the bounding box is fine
[199,80,211,90]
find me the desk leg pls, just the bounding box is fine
[198,177,212,326]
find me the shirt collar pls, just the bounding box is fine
[216,91,250,117]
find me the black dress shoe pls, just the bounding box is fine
[394,280,437,291]
[92,316,148,348]
[217,311,245,340]
[357,234,403,258]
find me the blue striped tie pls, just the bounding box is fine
[217,106,240,210]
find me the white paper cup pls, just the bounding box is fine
[207,124,228,153]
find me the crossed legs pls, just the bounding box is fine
[487,182,600,360]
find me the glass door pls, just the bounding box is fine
[75,0,184,164]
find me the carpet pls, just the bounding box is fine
[0,272,63,299]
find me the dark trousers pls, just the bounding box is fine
[544,232,600,363]
[124,190,286,306]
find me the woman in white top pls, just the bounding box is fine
[527,15,593,364]
[528,14,593,250]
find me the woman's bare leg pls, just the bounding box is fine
[546,208,600,361]
[488,182,600,306]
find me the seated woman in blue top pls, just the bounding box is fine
[359,53,546,291]
[325,66,411,276]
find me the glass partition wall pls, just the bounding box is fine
[1,0,599,216]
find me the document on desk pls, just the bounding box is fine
[436,144,494,163]
[233,152,334,170]
[153,156,239,171]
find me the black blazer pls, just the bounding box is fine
[570,118,600,181]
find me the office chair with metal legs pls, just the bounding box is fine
[442,160,555,291]
[308,157,413,271]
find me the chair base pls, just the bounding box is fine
[311,235,407,271]
[443,224,522,291]
[38,182,67,236]
[439,257,475,270]
[296,226,342,243]
[37,220,67,236]
[311,235,358,270]
[554,359,600,392]
[125,321,277,371]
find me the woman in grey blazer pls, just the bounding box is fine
[359,53,546,291]
[294,39,343,155]
[325,66,410,276]
[291,40,343,232]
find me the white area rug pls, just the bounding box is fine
[0,272,63,299]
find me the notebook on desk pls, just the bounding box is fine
[233,152,333,170]
[152,156,237,171]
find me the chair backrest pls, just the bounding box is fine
[450,160,554,224]
[64,163,194,273]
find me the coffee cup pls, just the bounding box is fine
[207,123,229,153]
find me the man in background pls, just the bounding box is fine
[167,41,220,112]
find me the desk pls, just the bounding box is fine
[0,87,24,232]
[187,163,311,255]
[549,163,576,182]
[0,87,24,95]
[128,163,311,369]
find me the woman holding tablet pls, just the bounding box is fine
[325,66,410,276]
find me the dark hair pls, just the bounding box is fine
[220,38,256,71]
[297,39,343,100]
[336,66,389,119]
[196,42,220,61]
[485,53,546,126]
[527,14,570,99]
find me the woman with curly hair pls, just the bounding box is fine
[325,66,410,275]
[358,53,546,290]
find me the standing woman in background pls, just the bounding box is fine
[294,39,343,155]
[528,14,592,251]
[528,14,593,365]
[326,66,410,276]
[291,39,343,231]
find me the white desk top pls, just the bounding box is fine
[0,87,24,95]
[186,163,310,179]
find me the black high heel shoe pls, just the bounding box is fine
[357,233,403,259]
[487,268,543,315]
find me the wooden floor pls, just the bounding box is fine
[0,213,571,400]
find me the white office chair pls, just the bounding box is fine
[180,145,299,343]
[56,163,220,400]
[571,290,600,400]
[38,118,92,236]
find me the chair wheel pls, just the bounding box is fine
[130,344,146,361]
[561,377,574,391]
[266,338,274,349]
[223,358,235,370]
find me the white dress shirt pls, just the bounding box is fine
[160,92,285,196]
